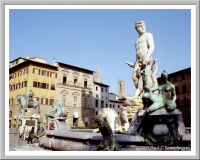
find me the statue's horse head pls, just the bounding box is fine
[16,94,26,106]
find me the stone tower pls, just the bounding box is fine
[94,63,102,83]
[118,80,126,99]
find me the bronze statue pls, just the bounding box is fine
[94,115,121,151]
[143,70,177,114]
[45,101,68,128]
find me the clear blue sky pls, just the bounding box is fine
[9,8,191,96]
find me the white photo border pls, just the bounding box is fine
[1,0,199,159]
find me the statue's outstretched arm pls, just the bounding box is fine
[45,106,57,114]
[126,61,135,68]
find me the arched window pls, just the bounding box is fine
[175,87,179,94]
[183,97,188,107]
[176,99,180,108]
[182,85,187,93]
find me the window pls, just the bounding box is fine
[24,68,28,74]
[181,73,185,80]
[41,82,48,89]
[96,86,98,91]
[95,99,98,108]
[16,83,21,89]
[101,88,103,92]
[174,76,177,82]
[96,111,98,115]
[63,74,67,84]
[106,97,107,100]
[105,89,107,93]
[11,85,15,91]
[84,117,88,127]
[9,111,12,118]
[33,81,48,89]
[84,80,87,88]
[182,85,187,93]
[50,99,54,105]
[9,99,13,105]
[113,104,115,108]
[83,98,87,108]
[175,87,179,94]
[118,105,120,108]
[120,84,122,92]
[96,94,99,99]
[74,96,77,102]
[33,81,38,87]
[102,96,103,99]
[74,77,78,86]
[41,98,48,105]
[18,71,22,77]
[13,73,16,78]
[50,72,57,78]
[106,103,108,108]
[184,97,188,106]
[62,95,66,106]
[22,81,27,88]
[51,84,55,90]
[101,100,104,108]
[73,96,77,107]
[33,68,40,75]
[110,104,111,108]
[42,70,49,76]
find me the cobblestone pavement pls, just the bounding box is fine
[9,134,51,151]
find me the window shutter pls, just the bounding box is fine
[33,68,35,73]
[41,98,43,104]
[38,82,40,88]
[42,70,44,75]
[47,71,49,76]
[38,69,40,75]
[47,83,49,89]
[50,99,54,105]
[55,73,57,78]
[46,98,48,105]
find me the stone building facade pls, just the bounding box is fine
[9,57,58,127]
[54,62,95,127]
[9,56,96,128]
[108,93,123,115]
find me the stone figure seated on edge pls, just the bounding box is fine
[94,115,121,151]
[142,70,177,114]
[29,118,46,143]
[45,101,69,129]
